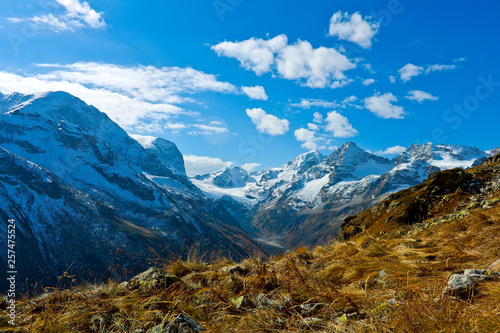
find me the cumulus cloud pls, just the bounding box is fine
[294,128,320,150]
[0,62,238,135]
[183,155,233,177]
[389,76,396,83]
[241,163,261,172]
[328,11,380,48]
[241,85,268,100]
[8,0,106,32]
[406,90,438,102]
[364,93,405,119]
[399,63,424,82]
[313,112,323,124]
[212,35,288,75]
[212,35,355,89]
[362,78,375,86]
[307,123,319,131]
[325,111,358,138]
[374,145,407,155]
[245,108,290,136]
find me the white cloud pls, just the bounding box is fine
[212,35,356,89]
[0,62,238,135]
[190,124,229,134]
[363,63,375,73]
[290,98,339,109]
[183,155,233,177]
[313,112,323,124]
[453,57,468,63]
[130,134,157,148]
[245,108,289,136]
[389,76,396,83]
[212,35,288,75]
[362,78,375,86]
[307,123,319,131]
[294,128,319,150]
[241,163,261,172]
[241,85,268,100]
[398,63,457,82]
[425,64,456,74]
[325,111,358,138]
[406,90,438,102]
[328,11,380,49]
[364,93,405,119]
[290,96,361,110]
[375,145,406,155]
[399,63,424,82]
[8,0,106,32]
[276,40,355,88]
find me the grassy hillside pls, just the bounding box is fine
[2,154,500,332]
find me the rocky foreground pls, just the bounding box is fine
[1,154,500,332]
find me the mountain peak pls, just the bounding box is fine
[143,137,187,177]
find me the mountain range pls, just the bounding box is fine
[0,91,496,290]
[193,141,491,249]
[0,91,264,290]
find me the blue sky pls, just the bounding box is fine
[0,0,499,176]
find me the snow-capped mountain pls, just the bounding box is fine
[141,137,187,177]
[192,141,489,248]
[195,166,250,188]
[488,147,500,156]
[0,91,264,289]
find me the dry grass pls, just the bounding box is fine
[2,161,500,332]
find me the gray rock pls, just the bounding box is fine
[444,269,500,298]
[147,314,205,333]
[444,274,475,298]
[124,267,182,292]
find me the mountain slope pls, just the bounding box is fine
[7,154,500,333]
[0,91,265,290]
[193,142,488,249]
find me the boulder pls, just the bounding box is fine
[123,267,182,292]
[443,269,500,299]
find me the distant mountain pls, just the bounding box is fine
[488,147,500,156]
[193,141,489,249]
[195,166,250,188]
[0,91,264,290]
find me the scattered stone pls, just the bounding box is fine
[387,201,401,213]
[147,314,205,333]
[221,276,243,293]
[122,267,182,292]
[443,269,500,299]
[378,270,389,279]
[299,303,325,315]
[228,266,249,276]
[230,295,254,309]
[467,202,480,210]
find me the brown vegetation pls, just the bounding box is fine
[2,155,500,332]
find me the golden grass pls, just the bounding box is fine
[2,177,500,332]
